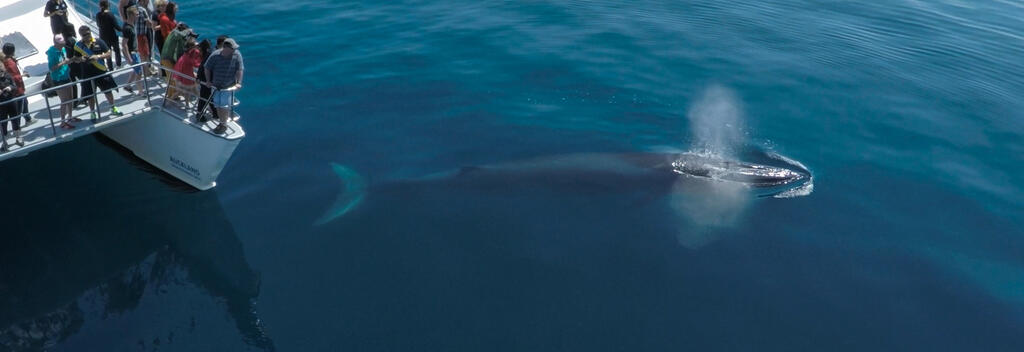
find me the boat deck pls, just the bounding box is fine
[0,68,242,162]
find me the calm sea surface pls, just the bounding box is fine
[1,0,1023,351]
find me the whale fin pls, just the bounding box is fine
[314,163,368,226]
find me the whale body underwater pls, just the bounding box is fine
[315,150,813,225]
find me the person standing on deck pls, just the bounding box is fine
[121,8,144,96]
[2,43,34,128]
[204,38,243,134]
[44,0,70,35]
[62,23,84,110]
[161,24,195,99]
[47,35,76,130]
[75,26,124,121]
[194,39,213,121]
[96,0,124,69]
[158,2,177,41]
[133,0,156,65]
[0,63,19,151]
[173,38,201,102]
[152,0,168,57]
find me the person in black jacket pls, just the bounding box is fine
[62,23,84,109]
[44,0,70,35]
[195,39,214,121]
[0,65,18,151]
[96,0,123,69]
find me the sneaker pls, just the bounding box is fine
[125,86,135,93]
[1,144,7,152]
[213,124,227,134]
[15,136,23,147]
[23,118,35,127]
[90,112,99,122]
[111,106,124,116]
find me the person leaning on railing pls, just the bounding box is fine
[204,38,243,135]
[47,35,76,130]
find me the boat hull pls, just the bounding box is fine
[101,111,241,190]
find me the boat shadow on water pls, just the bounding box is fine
[0,136,274,351]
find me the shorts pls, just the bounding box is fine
[81,73,117,97]
[137,34,151,59]
[129,52,142,74]
[212,90,233,108]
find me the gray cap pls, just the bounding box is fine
[223,38,239,49]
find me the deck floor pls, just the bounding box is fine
[0,70,240,161]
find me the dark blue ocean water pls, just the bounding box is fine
[1,0,1023,351]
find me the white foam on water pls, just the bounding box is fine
[766,151,815,198]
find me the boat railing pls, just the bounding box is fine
[0,61,152,141]
[64,0,239,128]
[157,64,241,127]
[0,60,240,142]
[70,0,102,23]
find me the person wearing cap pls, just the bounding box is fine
[161,23,196,99]
[44,0,70,35]
[204,38,243,134]
[2,43,33,128]
[75,26,124,121]
[47,35,75,129]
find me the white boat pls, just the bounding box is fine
[0,0,244,190]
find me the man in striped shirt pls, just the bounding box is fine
[133,0,156,62]
[204,38,243,134]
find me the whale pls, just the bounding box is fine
[315,149,812,225]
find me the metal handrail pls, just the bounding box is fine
[70,0,102,23]
[0,0,244,142]
[158,63,240,113]
[0,58,241,141]
[0,61,149,142]
[68,0,240,121]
